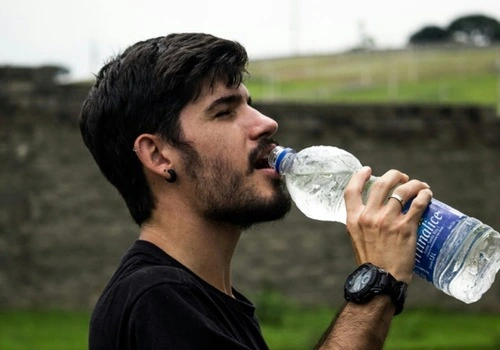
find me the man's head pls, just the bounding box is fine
[80,33,291,228]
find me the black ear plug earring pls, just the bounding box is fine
[164,169,177,183]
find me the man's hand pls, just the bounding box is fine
[344,167,433,283]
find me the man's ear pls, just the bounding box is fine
[133,134,174,177]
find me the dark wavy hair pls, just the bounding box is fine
[79,33,248,225]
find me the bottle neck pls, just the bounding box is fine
[268,146,296,175]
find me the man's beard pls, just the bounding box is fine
[178,141,292,230]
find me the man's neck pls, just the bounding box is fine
[139,208,241,296]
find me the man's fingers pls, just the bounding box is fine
[344,166,372,213]
[386,179,431,213]
[404,188,434,222]
[365,170,409,208]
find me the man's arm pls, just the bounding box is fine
[315,167,432,350]
[315,298,394,350]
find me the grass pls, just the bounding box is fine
[385,309,500,349]
[260,305,500,349]
[0,310,89,350]
[2,304,499,350]
[253,290,500,349]
[246,46,500,106]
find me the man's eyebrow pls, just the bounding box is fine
[205,94,252,112]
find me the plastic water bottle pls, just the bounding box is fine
[268,145,500,304]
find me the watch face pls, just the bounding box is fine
[347,265,374,293]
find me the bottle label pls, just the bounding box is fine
[408,200,466,282]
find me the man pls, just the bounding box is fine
[80,33,432,349]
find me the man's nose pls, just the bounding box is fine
[250,109,279,140]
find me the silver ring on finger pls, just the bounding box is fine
[389,193,404,209]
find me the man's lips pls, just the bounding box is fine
[253,148,282,181]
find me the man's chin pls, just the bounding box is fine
[205,192,292,230]
[234,194,292,230]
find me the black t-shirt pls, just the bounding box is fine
[89,240,269,350]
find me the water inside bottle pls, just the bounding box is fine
[446,227,500,303]
[287,171,353,223]
[283,146,363,223]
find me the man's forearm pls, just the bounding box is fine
[315,296,395,350]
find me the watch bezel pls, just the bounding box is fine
[344,263,378,299]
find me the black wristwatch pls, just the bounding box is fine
[344,263,408,316]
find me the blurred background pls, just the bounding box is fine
[1,0,500,349]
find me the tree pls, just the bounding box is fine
[447,14,500,45]
[409,25,449,45]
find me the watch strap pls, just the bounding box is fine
[391,280,408,316]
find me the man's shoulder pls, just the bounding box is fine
[96,242,203,308]
[111,262,197,299]
[113,240,199,291]
[92,262,203,323]
[124,264,188,284]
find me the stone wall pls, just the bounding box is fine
[1,66,499,312]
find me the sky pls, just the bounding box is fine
[1,0,499,81]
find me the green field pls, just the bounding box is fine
[260,306,500,349]
[246,46,500,106]
[1,307,499,350]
